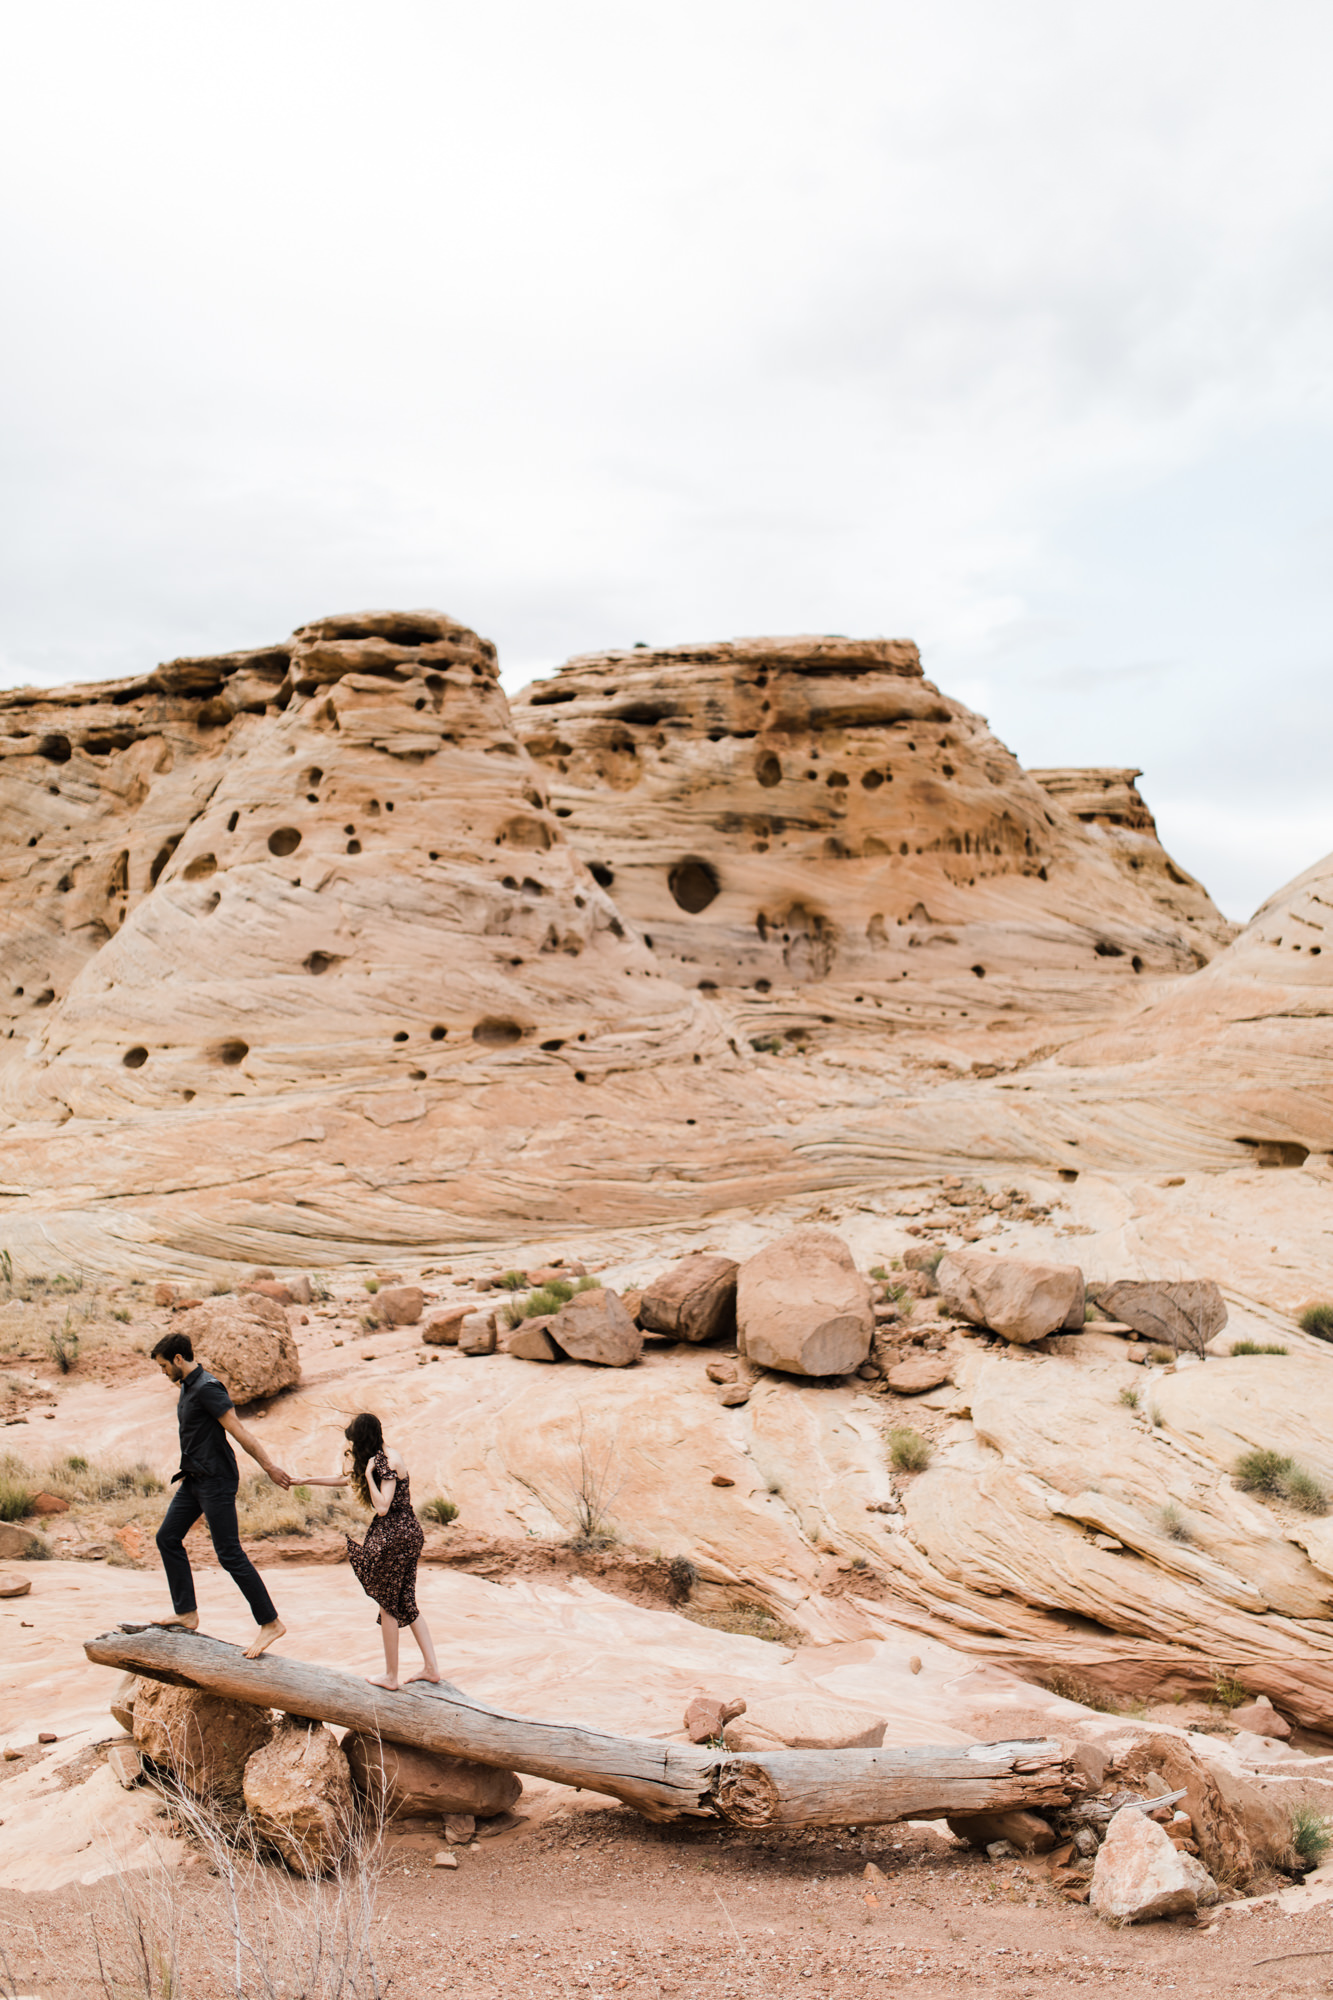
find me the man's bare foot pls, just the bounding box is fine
[243,1619,285,1660]
[149,1609,199,1630]
[367,1675,400,1691]
[405,1671,441,1684]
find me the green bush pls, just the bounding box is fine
[420,1496,459,1526]
[496,1271,527,1292]
[1235,1449,1329,1514]
[504,1276,600,1328]
[1212,1669,1247,1709]
[888,1427,932,1474]
[1300,1304,1333,1343]
[363,1277,379,1294]
[1231,1341,1287,1356]
[1118,1386,1139,1409]
[1292,1803,1333,1869]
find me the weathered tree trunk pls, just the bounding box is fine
[86,1626,1075,1827]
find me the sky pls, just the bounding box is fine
[1,2,1330,922]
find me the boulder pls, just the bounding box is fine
[1229,1696,1291,1739]
[1117,1732,1256,1888]
[132,1679,274,1804]
[29,1492,69,1515]
[458,1310,497,1356]
[902,1247,942,1288]
[947,1809,1056,1853]
[243,1715,354,1877]
[0,1570,32,1598]
[342,1734,521,1818]
[286,1274,314,1305]
[248,1280,296,1306]
[886,1356,952,1395]
[725,1698,886,1752]
[423,1307,469,1346]
[1091,1280,1227,1355]
[1090,1806,1218,1922]
[154,1283,177,1307]
[639,1254,739,1344]
[735,1228,873,1377]
[547,1289,642,1367]
[505,1316,562,1362]
[173,1295,300,1404]
[717,1381,752,1407]
[0,1523,50,1561]
[936,1251,1084,1346]
[444,1812,475,1843]
[377,1285,424,1327]
[684,1696,747,1743]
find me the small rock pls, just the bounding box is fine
[908,1656,922,1674]
[107,1742,143,1789]
[684,1696,747,1743]
[705,1358,737,1385]
[886,1356,951,1395]
[458,1310,498,1356]
[248,1280,296,1306]
[949,1809,1056,1854]
[0,1573,32,1599]
[737,1228,873,1378]
[343,1736,521,1818]
[1090,1805,1217,1923]
[711,1473,735,1487]
[154,1283,177,1307]
[856,1361,882,1380]
[986,1840,1017,1860]
[937,1250,1084,1345]
[863,1861,889,1889]
[37,1732,57,1744]
[377,1286,424,1327]
[444,1813,475,1844]
[434,1848,459,1868]
[249,1268,277,1283]
[717,1381,751,1407]
[505,1317,562,1363]
[422,1307,469,1347]
[29,1492,70,1515]
[2,1748,20,1761]
[1093,1534,1124,1552]
[1229,1697,1291,1739]
[0,1523,51,1561]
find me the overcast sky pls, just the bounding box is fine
[2,2,1330,920]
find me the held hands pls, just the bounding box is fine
[265,1464,295,1490]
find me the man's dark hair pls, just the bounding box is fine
[150,1331,195,1366]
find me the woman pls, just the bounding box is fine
[298,1413,441,1690]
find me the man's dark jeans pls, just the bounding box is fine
[156,1475,278,1627]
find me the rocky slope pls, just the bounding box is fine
[0,611,1325,1271]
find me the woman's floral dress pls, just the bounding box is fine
[346,1450,424,1626]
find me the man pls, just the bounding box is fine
[149,1330,292,1659]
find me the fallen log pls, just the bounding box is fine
[86,1625,1075,1827]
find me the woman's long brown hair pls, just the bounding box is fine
[344,1412,384,1508]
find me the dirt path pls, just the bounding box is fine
[2,1804,1327,1999]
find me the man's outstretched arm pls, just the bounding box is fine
[219,1408,293,1488]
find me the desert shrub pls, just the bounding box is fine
[1212,1669,1248,1709]
[1292,1803,1333,1869]
[1158,1503,1193,1543]
[504,1275,600,1328]
[1235,1448,1291,1495]
[235,1474,361,1539]
[1149,1347,1175,1366]
[1235,1449,1329,1514]
[1149,1405,1165,1428]
[47,1314,80,1374]
[308,1273,331,1302]
[362,1277,379,1294]
[0,1473,33,1521]
[682,1600,803,1646]
[1040,1669,1130,1714]
[869,1265,889,1283]
[888,1427,932,1473]
[496,1270,527,1291]
[665,1554,698,1601]
[1300,1304,1333,1342]
[109,1305,131,1323]
[419,1495,459,1526]
[1118,1385,1139,1409]
[1231,1341,1287,1356]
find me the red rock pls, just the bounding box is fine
[886,1356,951,1395]
[29,1492,70,1515]
[711,1473,735,1487]
[1090,1806,1218,1922]
[422,1306,469,1346]
[153,1283,176,1307]
[684,1696,746,1743]
[546,1289,642,1367]
[639,1254,739,1344]
[705,1358,737,1384]
[736,1228,873,1378]
[505,1317,561,1362]
[249,1280,296,1306]
[377,1285,424,1326]
[37,1731,57,1743]
[1229,1697,1291,1739]
[717,1381,751,1407]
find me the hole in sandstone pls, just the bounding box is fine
[393,1031,408,1042]
[644,935,654,948]
[754,978,771,993]
[1094,940,1124,958]
[522,877,544,897]
[430,1025,447,1041]
[201,891,221,915]
[698,979,717,991]
[39,733,71,763]
[668,856,720,914]
[1237,1138,1310,1168]
[304,952,337,974]
[541,1039,565,1052]
[367,801,380,816]
[575,1070,587,1082]
[971,965,986,978]
[1132,955,1143,972]
[183,1089,195,1101]
[472,1018,522,1047]
[183,854,217,881]
[1058,1168,1079,1182]
[826,772,848,788]
[150,836,182,885]
[34,989,54,1007]
[305,767,324,786]
[590,863,615,888]
[267,827,302,857]
[122,1046,148,1069]
[861,770,883,790]
[409,1068,425,1078]
[346,839,361,854]
[756,752,782,788]
[344,824,355,834]
[227,811,240,833]
[215,1039,249,1066]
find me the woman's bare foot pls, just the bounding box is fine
[244,1619,285,1660]
[150,1609,199,1630]
[405,1670,441,1684]
[367,1675,400,1691]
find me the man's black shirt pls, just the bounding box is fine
[175,1365,238,1485]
